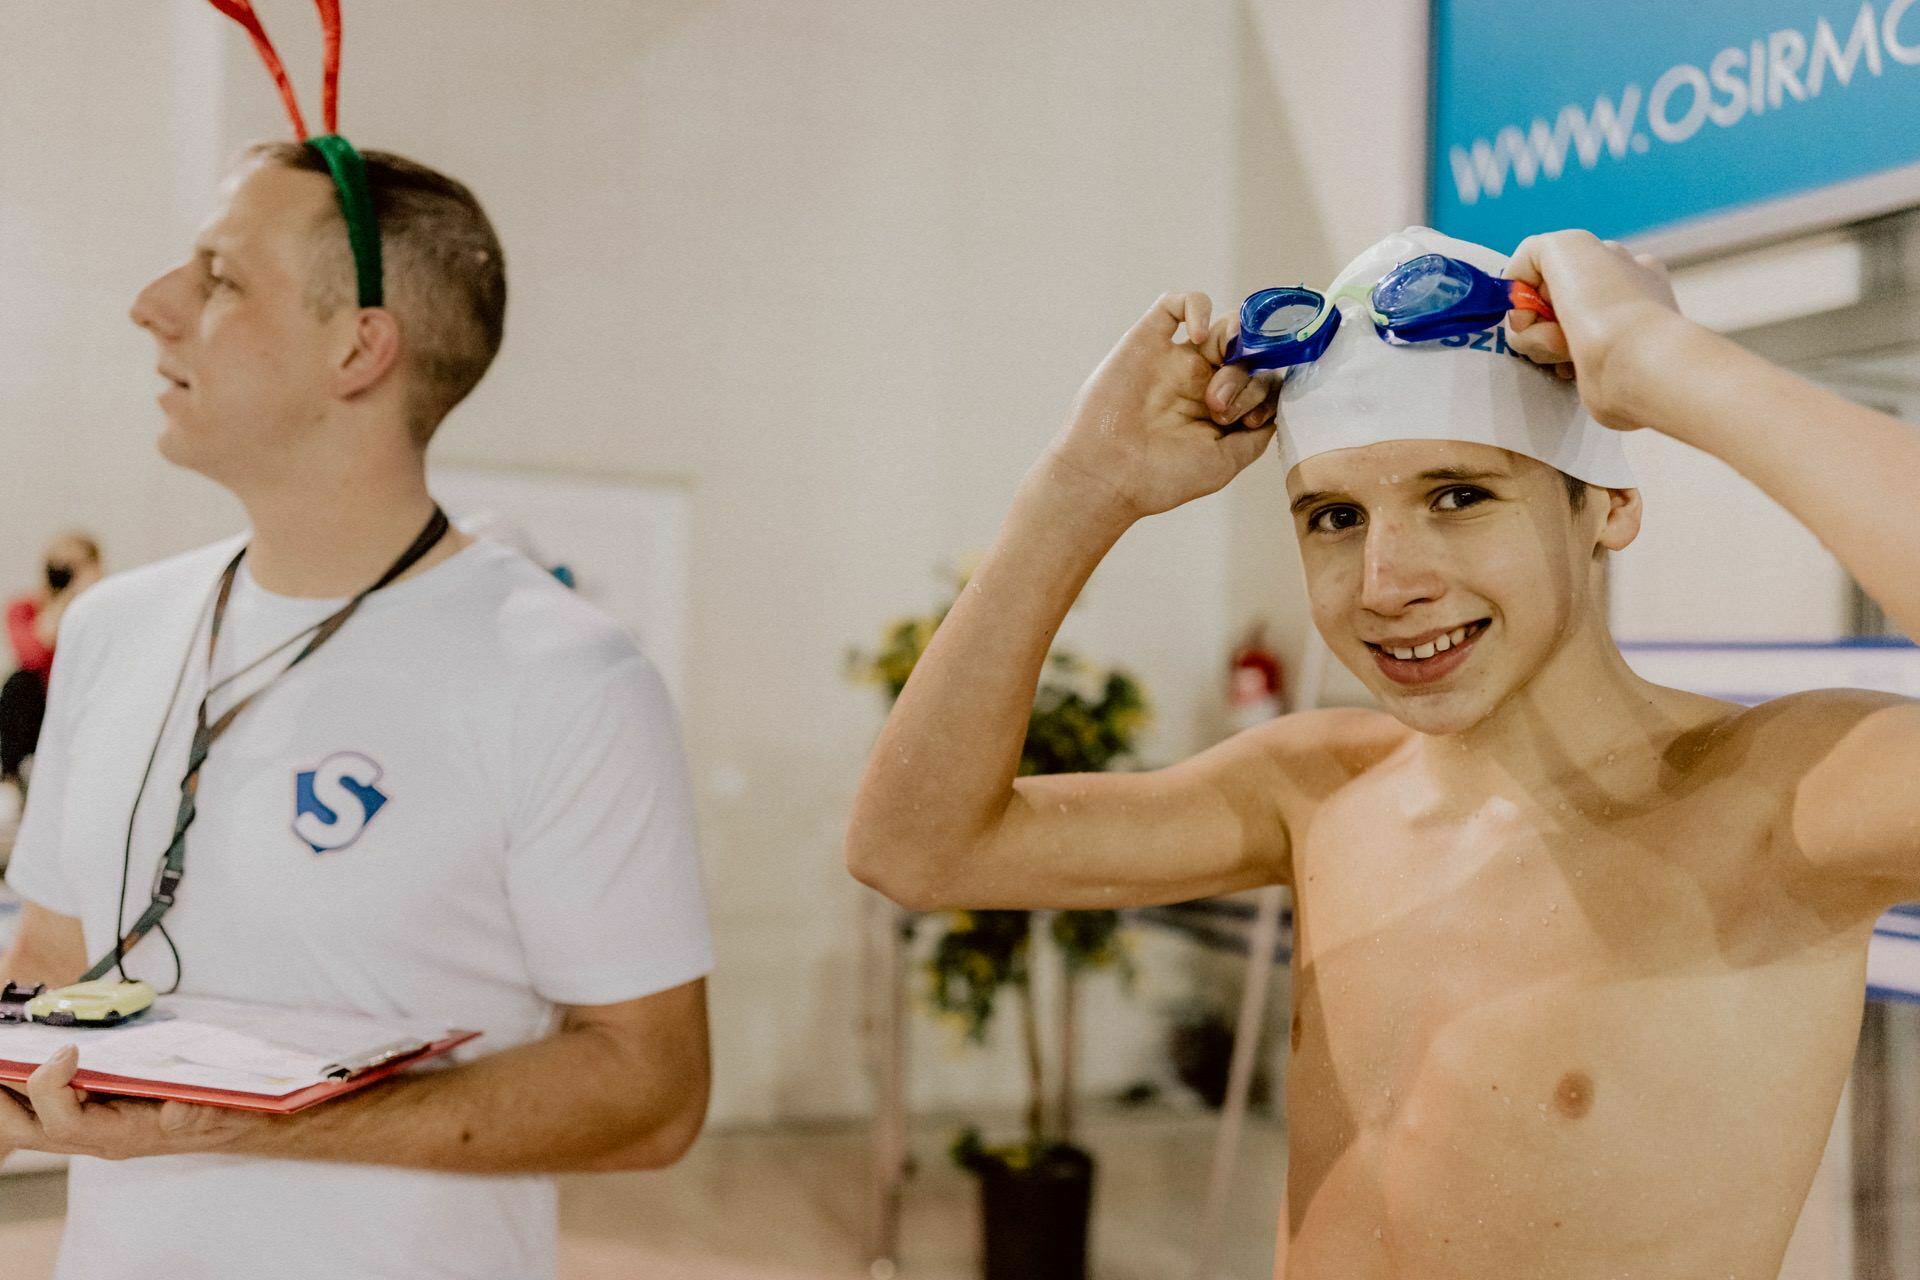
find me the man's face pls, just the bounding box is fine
[129,162,346,484]
[1288,440,1604,736]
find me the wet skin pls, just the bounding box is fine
[1276,695,1882,1280]
[1267,440,1899,1278]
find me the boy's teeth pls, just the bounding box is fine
[1383,623,1483,661]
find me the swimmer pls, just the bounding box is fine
[848,224,1917,1279]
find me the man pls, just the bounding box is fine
[848,224,1919,1279]
[1,142,711,1280]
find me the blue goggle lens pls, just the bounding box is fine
[1255,299,1321,336]
[1372,254,1474,322]
[1245,287,1324,339]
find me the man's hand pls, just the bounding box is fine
[0,1045,241,1162]
[1504,229,1691,432]
[1047,291,1278,524]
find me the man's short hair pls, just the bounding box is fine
[245,141,507,446]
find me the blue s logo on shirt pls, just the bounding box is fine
[293,752,390,854]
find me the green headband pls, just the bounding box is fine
[308,133,383,309]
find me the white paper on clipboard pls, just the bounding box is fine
[0,995,465,1097]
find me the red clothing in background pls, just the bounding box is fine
[5,597,53,684]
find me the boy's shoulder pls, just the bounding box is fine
[1718,687,1912,751]
[1235,705,1414,791]
[1652,686,1915,795]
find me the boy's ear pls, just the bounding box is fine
[1598,487,1641,553]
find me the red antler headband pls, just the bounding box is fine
[206,0,383,308]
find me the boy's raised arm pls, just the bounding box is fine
[1506,230,1920,908]
[846,292,1292,911]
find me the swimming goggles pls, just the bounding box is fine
[1222,254,1554,372]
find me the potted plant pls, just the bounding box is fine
[850,576,1147,1280]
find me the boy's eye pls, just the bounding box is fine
[1434,485,1491,512]
[1306,505,1363,534]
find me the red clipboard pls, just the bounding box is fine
[0,1030,480,1114]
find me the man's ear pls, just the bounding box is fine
[337,308,402,400]
[1597,487,1642,554]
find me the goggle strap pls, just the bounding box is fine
[1507,279,1556,323]
[1296,297,1334,342]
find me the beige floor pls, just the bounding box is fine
[0,1109,1287,1280]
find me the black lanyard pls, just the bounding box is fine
[85,506,451,986]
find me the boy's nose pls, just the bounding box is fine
[1359,522,1446,617]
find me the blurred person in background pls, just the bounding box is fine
[0,533,101,837]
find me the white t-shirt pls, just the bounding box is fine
[6,535,712,1280]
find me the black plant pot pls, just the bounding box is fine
[977,1143,1096,1280]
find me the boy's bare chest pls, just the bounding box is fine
[1282,767,1873,1260]
[1293,763,1788,980]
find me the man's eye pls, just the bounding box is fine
[1307,505,1363,534]
[1434,486,1491,512]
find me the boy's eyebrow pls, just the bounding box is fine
[1416,466,1510,483]
[1289,467,1511,514]
[1289,489,1340,514]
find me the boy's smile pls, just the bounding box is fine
[1366,617,1493,685]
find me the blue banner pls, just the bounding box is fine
[1429,0,1920,249]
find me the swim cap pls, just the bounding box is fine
[1274,227,1635,488]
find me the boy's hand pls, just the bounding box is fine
[1046,291,1277,524]
[1504,230,1690,431]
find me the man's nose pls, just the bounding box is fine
[1359,518,1446,616]
[129,266,189,340]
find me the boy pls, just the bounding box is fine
[850,225,1913,1279]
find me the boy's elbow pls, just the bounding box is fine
[845,834,954,913]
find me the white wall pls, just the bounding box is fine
[1,3,241,585]
[2,0,1249,1124]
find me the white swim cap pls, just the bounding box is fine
[1274,226,1635,489]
